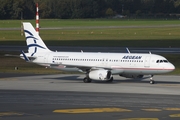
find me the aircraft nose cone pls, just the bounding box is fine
[169,63,175,72]
[172,64,175,70]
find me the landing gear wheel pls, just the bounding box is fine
[149,75,155,84]
[83,77,92,83]
[150,80,155,84]
[107,77,113,83]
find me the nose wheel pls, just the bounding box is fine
[150,75,155,84]
[150,80,155,84]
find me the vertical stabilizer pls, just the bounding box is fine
[23,22,50,55]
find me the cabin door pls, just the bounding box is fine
[144,56,151,67]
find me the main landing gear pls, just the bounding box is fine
[83,72,92,83]
[107,77,114,83]
[83,77,92,83]
[149,75,155,84]
[83,76,114,83]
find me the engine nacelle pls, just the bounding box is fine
[119,74,144,79]
[89,69,112,81]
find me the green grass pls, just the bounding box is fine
[1,27,180,47]
[0,19,180,28]
[1,19,180,46]
[40,27,180,41]
[0,27,180,47]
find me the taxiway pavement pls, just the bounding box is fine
[0,74,180,120]
[0,74,180,95]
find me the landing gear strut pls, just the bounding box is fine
[83,72,92,83]
[149,75,155,84]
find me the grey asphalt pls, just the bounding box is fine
[1,74,180,95]
[0,74,180,119]
[1,45,180,54]
[0,72,39,78]
[0,90,180,120]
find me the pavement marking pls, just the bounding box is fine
[158,84,180,87]
[141,109,162,112]
[169,113,180,117]
[53,108,132,114]
[0,112,23,117]
[163,108,180,111]
[120,118,159,120]
[0,78,17,81]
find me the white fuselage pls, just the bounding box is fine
[27,51,175,75]
[21,22,175,83]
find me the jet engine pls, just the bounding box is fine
[89,69,112,81]
[119,74,144,79]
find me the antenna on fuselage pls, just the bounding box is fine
[126,47,130,53]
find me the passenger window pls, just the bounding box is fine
[156,60,159,63]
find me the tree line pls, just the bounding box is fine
[1,0,180,19]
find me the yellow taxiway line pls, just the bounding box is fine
[0,112,23,117]
[53,108,132,114]
[120,118,159,120]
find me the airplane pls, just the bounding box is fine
[20,22,175,84]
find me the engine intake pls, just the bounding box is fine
[89,69,112,81]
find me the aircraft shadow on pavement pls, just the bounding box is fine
[43,75,83,83]
[112,79,180,85]
[43,75,180,84]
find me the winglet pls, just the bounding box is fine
[21,50,30,62]
[126,47,130,53]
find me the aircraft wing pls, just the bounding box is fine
[49,63,113,73]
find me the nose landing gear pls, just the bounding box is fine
[149,75,155,84]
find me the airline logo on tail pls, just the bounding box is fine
[23,22,51,55]
[24,30,46,50]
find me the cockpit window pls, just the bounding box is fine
[163,60,168,63]
[156,60,169,63]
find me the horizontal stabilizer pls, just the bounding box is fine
[4,54,20,57]
[126,47,131,53]
[21,50,30,62]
